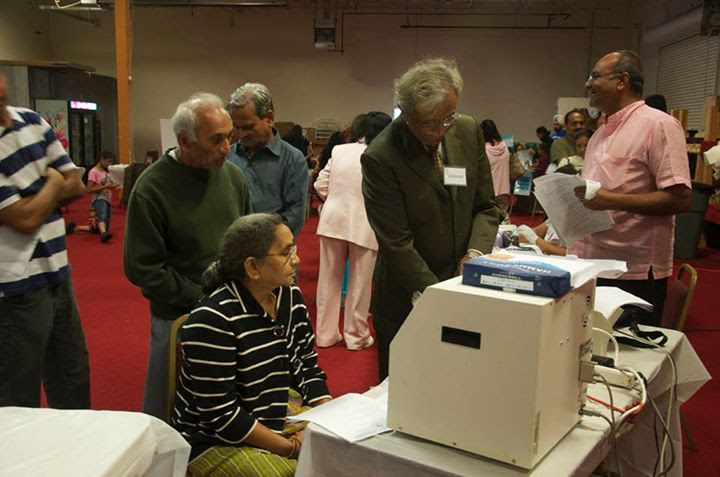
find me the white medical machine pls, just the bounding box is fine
[387,276,595,469]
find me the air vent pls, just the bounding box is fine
[314,19,336,50]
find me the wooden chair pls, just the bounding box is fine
[661,263,698,332]
[660,263,699,451]
[166,314,190,423]
[307,168,315,218]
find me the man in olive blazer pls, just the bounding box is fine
[362,58,500,380]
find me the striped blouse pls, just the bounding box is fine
[173,280,331,446]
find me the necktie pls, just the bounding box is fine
[433,147,444,179]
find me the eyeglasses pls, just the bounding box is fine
[403,109,457,130]
[265,244,298,264]
[586,71,622,83]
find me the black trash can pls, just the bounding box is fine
[674,181,715,259]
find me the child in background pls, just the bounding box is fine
[67,151,119,243]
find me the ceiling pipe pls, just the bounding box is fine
[37,6,102,25]
[399,24,630,30]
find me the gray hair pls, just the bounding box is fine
[394,57,464,115]
[171,92,225,143]
[228,82,274,118]
[200,213,284,293]
[612,49,644,97]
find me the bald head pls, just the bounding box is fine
[586,49,644,115]
[606,50,644,97]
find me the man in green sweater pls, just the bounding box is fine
[124,92,253,420]
[549,109,587,164]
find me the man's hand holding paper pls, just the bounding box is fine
[574,184,616,210]
[532,174,614,246]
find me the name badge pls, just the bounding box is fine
[443,166,467,186]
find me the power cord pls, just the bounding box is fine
[647,393,676,476]
[593,327,620,366]
[614,328,678,477]
[594,373,621,477]
[579,361,647,477]
[584,326,678,476]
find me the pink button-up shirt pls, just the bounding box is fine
[568,101,691,280]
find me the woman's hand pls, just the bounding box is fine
[311,397,332,407]
[284,431,304,459]
[244,422,306,459]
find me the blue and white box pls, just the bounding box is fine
[462,252,596,298]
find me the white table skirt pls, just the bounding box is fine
[0,408,190,477]
[296,328,709,477]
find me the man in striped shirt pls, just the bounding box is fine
[0,73,90,408]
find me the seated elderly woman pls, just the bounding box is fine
[173,213,331,476]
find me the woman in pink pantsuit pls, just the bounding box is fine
[313,112,391,350]
[480,119,511,214]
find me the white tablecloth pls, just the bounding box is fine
[0,407,190,477]
[296,328,710,477]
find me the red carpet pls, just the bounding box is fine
[64,197,148,411]
[64,198,717,474]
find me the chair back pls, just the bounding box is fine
[307,168,315,218]
[660,264,698,331]
[166,314,190,423]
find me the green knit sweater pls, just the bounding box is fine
[549,136,576,164]
[124,153,253,320]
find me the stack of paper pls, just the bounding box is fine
[594,286,652,325]
[286,392,391,443]
[462,251,598,297]
[592,287,652,355]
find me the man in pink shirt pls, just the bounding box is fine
[569,50,691,325]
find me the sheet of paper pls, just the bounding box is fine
[286,393,391,443]
[595,287,653,320]
[532,174,614,246]
[584,258,627,279]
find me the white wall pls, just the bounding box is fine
[14,4,641,159]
